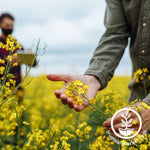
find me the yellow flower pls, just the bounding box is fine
[63,130,75,139]
[62,140,71,150]
[78,122,87,129]
[9,79,16,86]
[6,82,10,87]
[84,126,92,133]
[133,68,149,83]
[131,131,137,135]
[133,69,144,82]
[90,98,96,104]
[13,62,18,66]
[16,43,22,50]
[142,102,150,109]
[65,80,89,106]
[76,97,83,105]
[76,129,83,138]
[0,66,5,74]
[0,42,4,48]
[121,140,129,146]
[85,135,90,139]
[0,58,5,64]
[142,68,148,73]
[132,120,139,125]
[139,144,148,150]
[41,142,46,147]
[136,106,142,112]
[7,55,12,61]
[135,78,139,83]
[95,126,105,136]
[136,69,143,75]
[13,53,18,57]
[23,121,30,125]
[60,136,69,141]
[140,76,144,80]
[79,139,84,142]
[7,131,15,136]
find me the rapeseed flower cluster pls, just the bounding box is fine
[133,68,149,83]
[89,135,114,150]
[50,121,92,150]
[0,35,22,52]
[65,80,89,105]
[133,68,150,96]
[101,90,126,117]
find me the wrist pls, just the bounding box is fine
[85,75,101,90]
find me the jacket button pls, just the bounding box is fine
[141,50,145,54]
[143,22,147,27]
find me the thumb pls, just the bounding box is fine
[47,74,72,82]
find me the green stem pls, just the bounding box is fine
[43,132,56,150]
[11,99,20,149]
[81,94,107,119]
[78,141,81,150]
[132,143,140,149]
[76,113,81,150]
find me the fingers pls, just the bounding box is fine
[103,111,137,129]
[67,98,74,108]
[60,94,67,105]
[59,94,86,111]
[103,118,111,127]
[47,74,72,82]
[54,82,67,98]
[73,104,85,112]
[56,91,86,111]
[55,90,61,98]
[103,114,123,128]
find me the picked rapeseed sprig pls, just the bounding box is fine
[133,68,149,83]
[65,80,89,106]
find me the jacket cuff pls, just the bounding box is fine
[84,70,107,90]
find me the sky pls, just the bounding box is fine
[0,0,131,76]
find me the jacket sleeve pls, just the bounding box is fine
[84,0,129,89]
[142,94,150,106]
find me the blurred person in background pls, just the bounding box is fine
[0,13,36,104]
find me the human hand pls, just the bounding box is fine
[103,102,150,138]
[47,74,101,112]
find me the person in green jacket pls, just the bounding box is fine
[47,0,150,137]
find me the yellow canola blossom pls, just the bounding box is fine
[132,120,139,125]
[133,68,149,83]
[0,66,5,74]
[142,102,150,109]
[65,80,89,105]
[0,58,5,64]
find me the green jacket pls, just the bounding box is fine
[85,0,150,105]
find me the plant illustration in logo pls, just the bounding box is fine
[119,111,134,136]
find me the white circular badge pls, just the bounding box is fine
[111,108,142,139]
